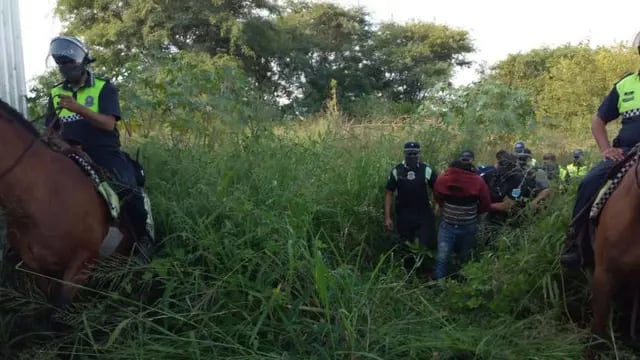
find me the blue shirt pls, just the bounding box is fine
[477,165,495,176]
[46,72,122,150]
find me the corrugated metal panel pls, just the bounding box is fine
[0,0,27,116]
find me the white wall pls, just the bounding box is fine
[0,0,28,116]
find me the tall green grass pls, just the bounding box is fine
[0,121,631,359]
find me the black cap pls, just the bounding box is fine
[403,141,420,154]
[460,150,474,162]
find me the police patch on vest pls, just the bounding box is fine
[407,171,416,180]
[623,95,635,103]
[85,96,94,107]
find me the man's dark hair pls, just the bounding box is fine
[543,153,556,161]
[450,159,476,173]
[496,149,511,161]
[497,152,518,170]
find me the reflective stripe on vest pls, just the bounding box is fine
[392,164,432,181]
[51,78,106,123]
[616,73,640,118]
[566,164,586,177]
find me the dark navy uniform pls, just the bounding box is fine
[385,161,438,248]
[45,72,150,248]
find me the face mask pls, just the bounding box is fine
[404,154,419,168]
[58,63,85,83]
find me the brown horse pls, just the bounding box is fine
[588,150,640,357]
[0,97,135,307]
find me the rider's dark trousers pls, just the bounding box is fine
[570,147,631,227]
[85,146,149,241]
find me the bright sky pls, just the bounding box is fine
[19,0,640,87]
[19,0,61,85]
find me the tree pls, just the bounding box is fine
[487,44,588,100]
[270,2,378,113]
[370,22,474,102]
[271,2,474,112]
[49,0,476,116]
[488,43,637,134]
[54,0,280,80]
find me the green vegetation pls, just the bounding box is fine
[0,125,598,359]
[4,0,640,358]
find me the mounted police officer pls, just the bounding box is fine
[44,35,154,264]
[561,31,640,268]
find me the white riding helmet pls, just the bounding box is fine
[49,36,92,64]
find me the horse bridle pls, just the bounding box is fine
[0,107,64,182]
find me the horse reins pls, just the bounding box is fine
[634,153,640,190]
[0,138,38,181]
[0,107,64,182]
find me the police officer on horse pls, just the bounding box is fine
[561,31,640,267]
[44,35,155,263]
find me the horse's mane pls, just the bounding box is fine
[0,97,41,138]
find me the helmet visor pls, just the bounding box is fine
[49,39,86,64]
[633,31,640,48]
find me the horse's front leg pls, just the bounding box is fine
[53,251,96,309]
[587,267,616,359]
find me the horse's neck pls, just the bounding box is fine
[0,122,42,197]
[0,121,33,162]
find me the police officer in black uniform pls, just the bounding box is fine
[384,141,438,250]
[44,35,154,263]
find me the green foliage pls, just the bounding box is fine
[25,68,61,122]
[13,3,640,359]
[370,22,474,102]
[341,95,418,122]
[271,3,474,113]
[418,80,536,159]
[118,52,279,144]
[54,0,279,80]
[271,1,377,113]
[489,43,638,142]
[52,0,474,116]
[488,44,589,100]
[0,122,601,359]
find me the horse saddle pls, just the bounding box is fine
[41,132,121,220]
[66,152,121,221]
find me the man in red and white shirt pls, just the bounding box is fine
[432,150,492,280]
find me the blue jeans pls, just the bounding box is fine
[434,221,478,280]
